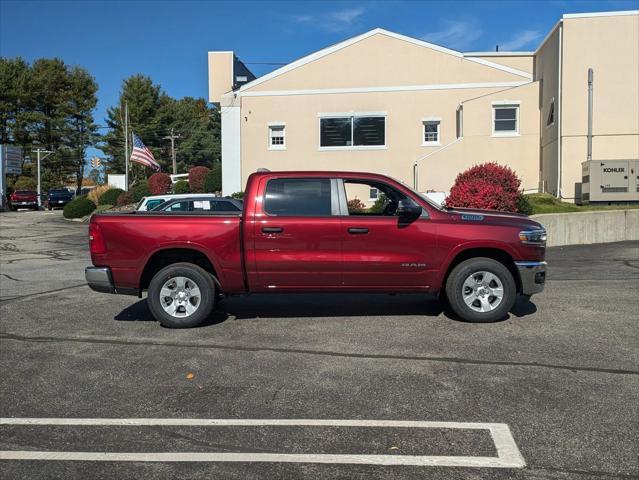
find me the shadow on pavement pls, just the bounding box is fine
[114,293,537,326]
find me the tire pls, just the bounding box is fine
[147,262,216,328]
[445,257,516,323]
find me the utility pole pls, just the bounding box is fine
[32,148,53,208]
[163,128,181,175]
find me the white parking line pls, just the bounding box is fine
[0,418,525,468]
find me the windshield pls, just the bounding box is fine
[388,177,446,211]
[50,189,69,194]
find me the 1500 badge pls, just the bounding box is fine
[401,263,426,268]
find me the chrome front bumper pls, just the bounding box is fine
[515,261,547,295]
[85,266,115,294]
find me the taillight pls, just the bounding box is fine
[89,223,106,254]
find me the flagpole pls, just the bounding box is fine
[124,102,129,191]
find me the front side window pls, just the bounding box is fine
[264,178,332,216]
[422,120,440,144]
[145,199,165,210]
[493,105,519,135]
[320,115,385,148]
[269,125,285,149]
[344,180,410,216]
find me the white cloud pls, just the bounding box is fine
[422,19,483,50]
[498,30,543,51]
[294,7,366,32]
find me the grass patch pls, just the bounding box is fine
[528,193,639,214]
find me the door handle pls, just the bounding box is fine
[348,227,369,234]
[262,227,283,234]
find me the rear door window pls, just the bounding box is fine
[264,178,332,216]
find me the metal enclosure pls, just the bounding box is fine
[581,160,639,203]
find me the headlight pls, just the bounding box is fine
[519,229,547,245]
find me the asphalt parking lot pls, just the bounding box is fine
[0,210,637,480]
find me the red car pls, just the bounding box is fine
[86,171,546,327]
[9,190,38,210]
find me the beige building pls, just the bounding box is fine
[209,10,639,201]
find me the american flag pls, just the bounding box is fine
[130,133,160,171]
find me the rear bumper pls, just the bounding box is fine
[85,267,115,293]
[85,266,139,296]
[515,261,547,296]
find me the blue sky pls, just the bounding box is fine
[1,0,637,158]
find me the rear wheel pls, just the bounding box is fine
[147,262,216,328]
[445,257,516,323]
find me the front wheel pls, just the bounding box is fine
[445,257,516,323]
[147,262,216,328]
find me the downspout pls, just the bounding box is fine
[413,104,464,190]
[587,68,593,162]
[556,21,563,197]
[413,137,463,191]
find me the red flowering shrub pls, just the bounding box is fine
[445,162,522,212]
[347,198,366,213]
[188,166,210,193]
[148,173,172,195]
[116,191,134,206]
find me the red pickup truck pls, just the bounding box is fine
[86,171,546,327]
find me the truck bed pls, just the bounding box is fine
[90,213,245,293]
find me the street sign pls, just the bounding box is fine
[2,145,23,175]
[91,156,101,169]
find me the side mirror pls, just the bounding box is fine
[397,198,422,217]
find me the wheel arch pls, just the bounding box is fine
[139,247,221,292]
[440,247,522,295]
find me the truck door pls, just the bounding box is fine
[339,178,437,289]
[252,177,342,290]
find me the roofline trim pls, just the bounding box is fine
[236,28,532,93]
[235,81,531,98]
[464,51,534,57]
[562,10,638,19]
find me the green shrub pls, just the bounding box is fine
[517,194,533,215]
[132,180,150,202]
[13,176,37,190]
[204,165,222,193]
[63,196,96,219]
[369,194,387,214]
[116,191,134,206]
[230,191,244,199]
[99,188,124,206]
[174,180,190,194]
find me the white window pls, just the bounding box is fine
[422,119,440,145]
[492,103,520,136]
[268,124,285,150]
[318,112,386,150]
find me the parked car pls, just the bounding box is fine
[86,170,547,328]
[136,194,217,211]
[46,189,75,209]
[9,190,38,210]
[150,197,242,213]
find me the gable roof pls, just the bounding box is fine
[237,28,532,93]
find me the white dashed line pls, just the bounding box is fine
[0,418,525,468]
